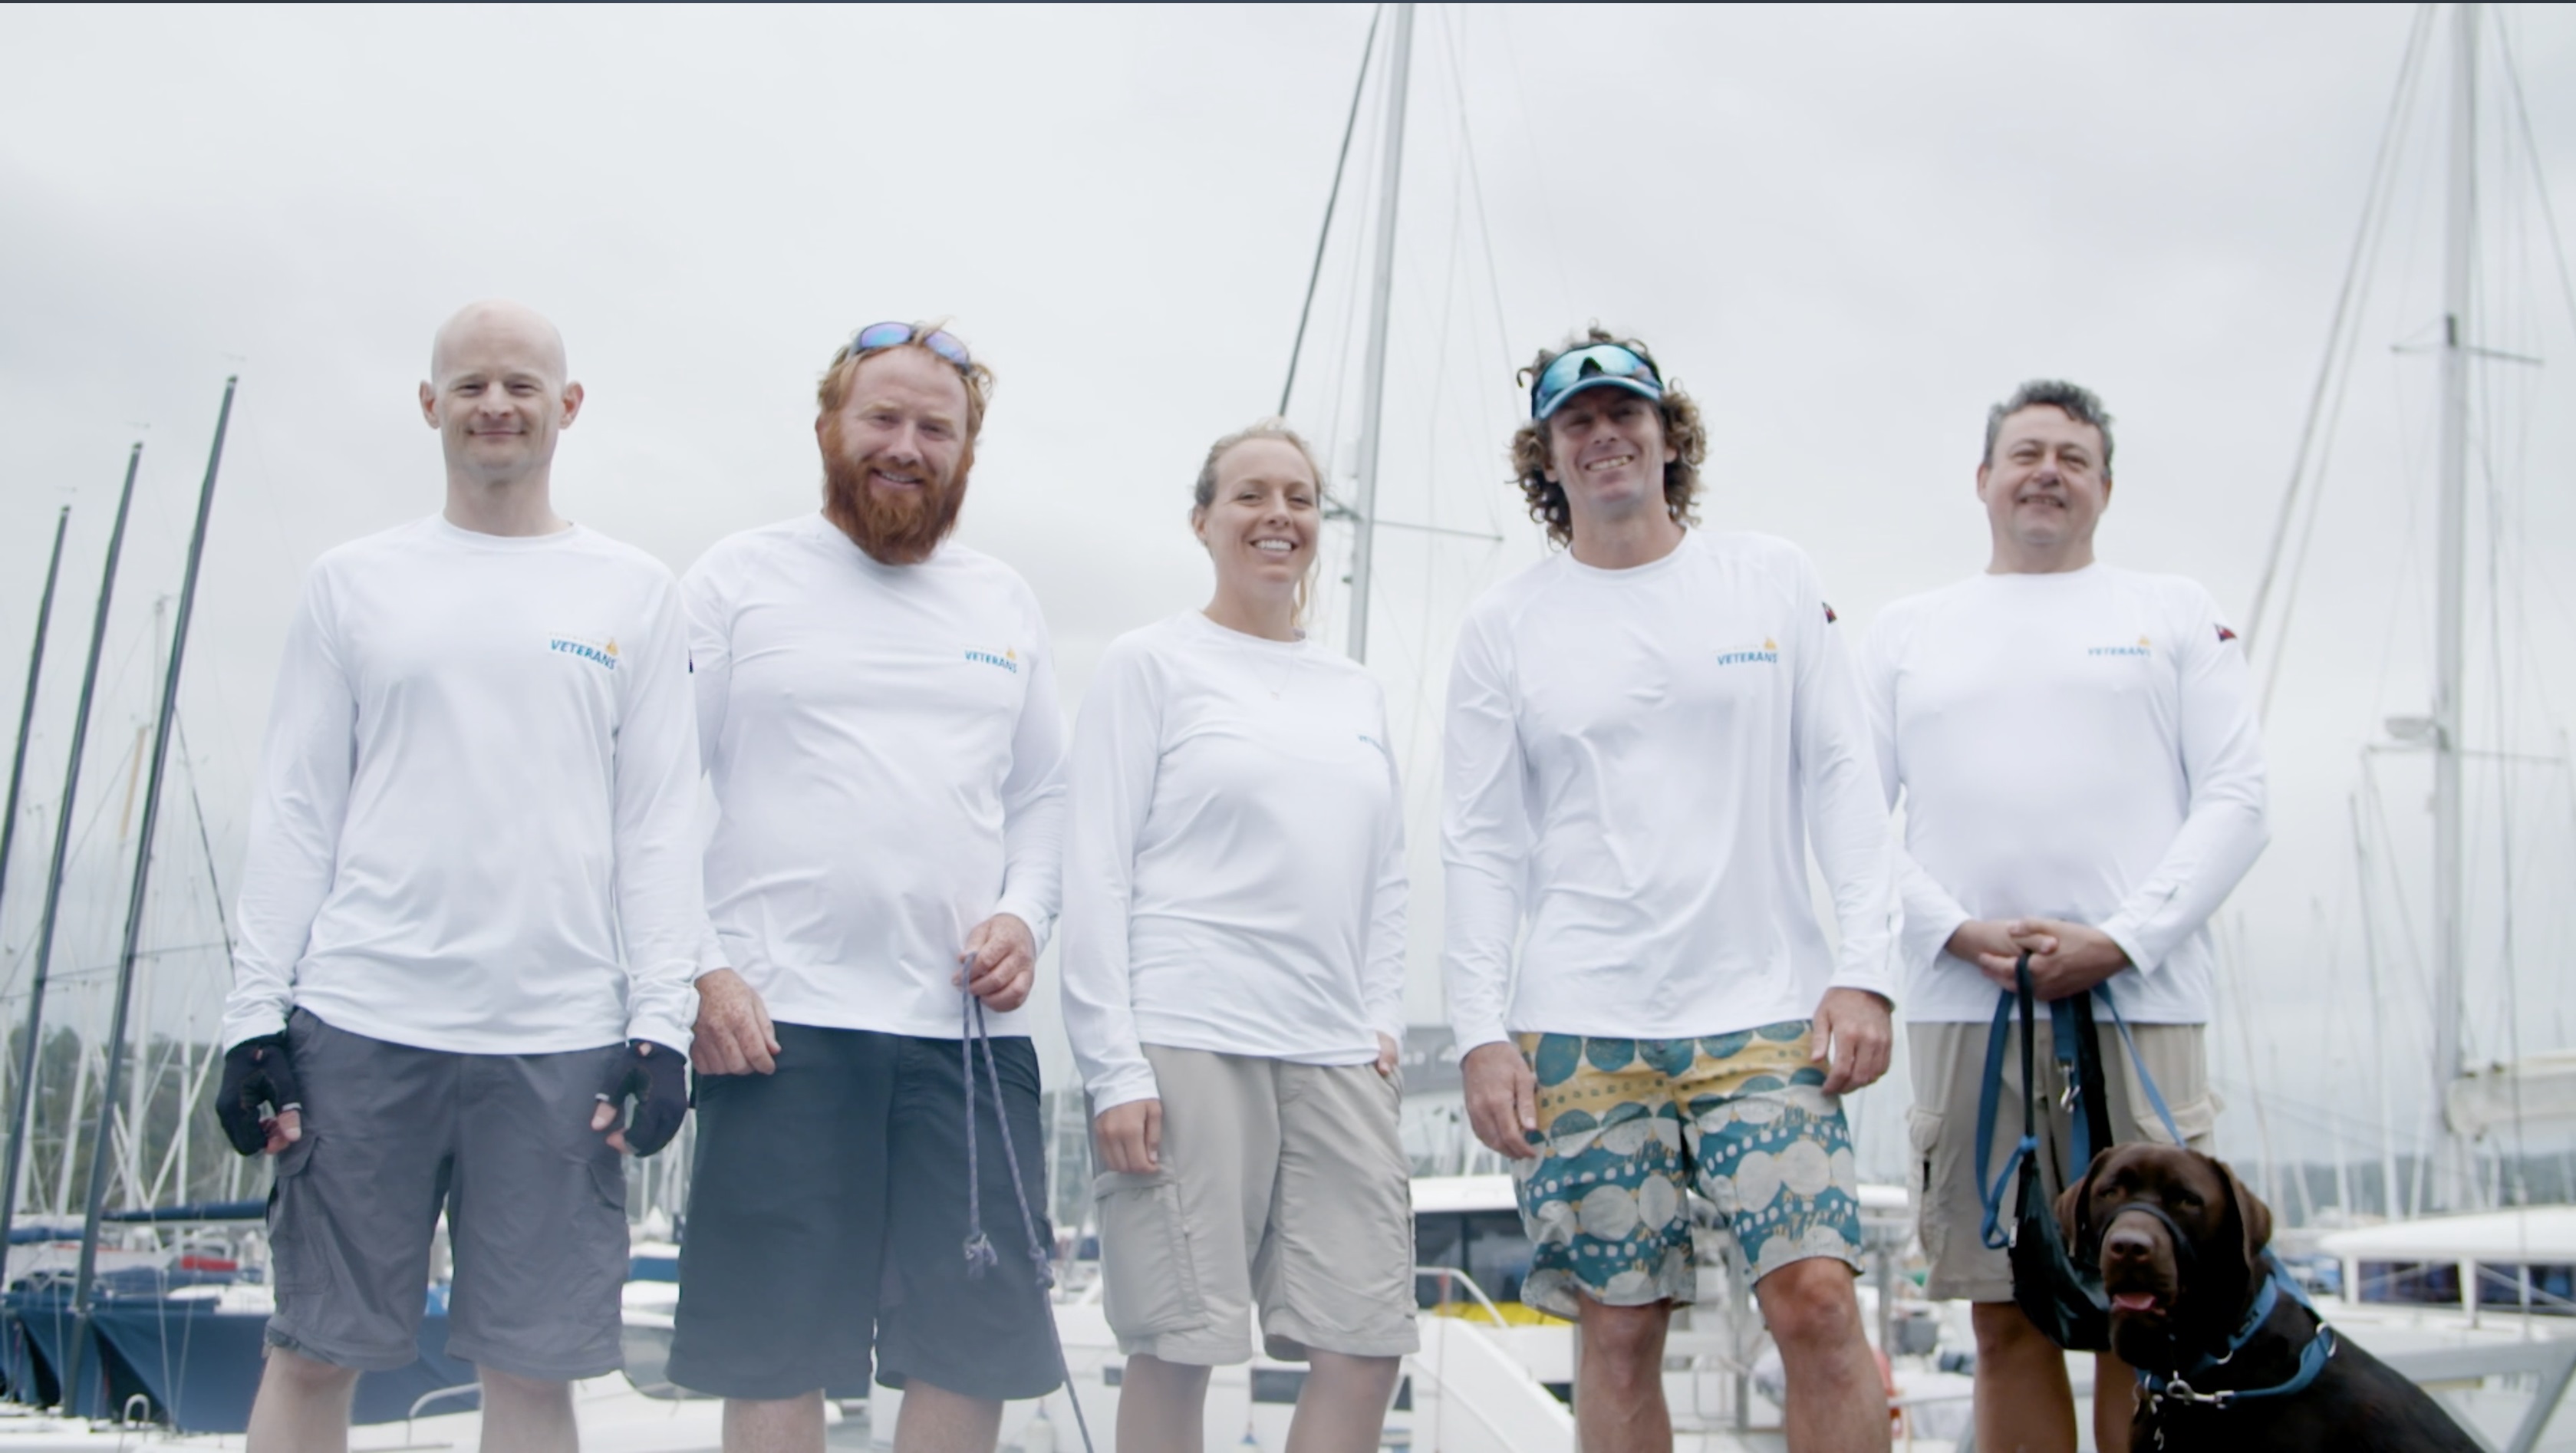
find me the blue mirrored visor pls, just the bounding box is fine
[1531,343,1663,420]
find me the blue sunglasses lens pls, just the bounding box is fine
[1533,344,1659,416]
[849,322,973,370]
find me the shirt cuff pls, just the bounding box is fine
[992,898,1055,959]
[625,1007,697,1057]
[221,1006,289,1052]
[1452,1021,1511,1059]
[1089,1064,1161,1113]
[1905,906,1972,979]
[2100,917,2160,977]
[1826,970,1898,1007]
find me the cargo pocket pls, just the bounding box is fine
[587,1149,628,1214]
[1905,1108,1945,1264]
[1094,1171,1204,1341]
[2142,1096,2219,1153]
[565,1147,631,1315]
[268,1132,321,1293]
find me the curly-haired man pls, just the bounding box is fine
[1442,328,1897,1453]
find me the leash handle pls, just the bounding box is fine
[1972,954,2044,1250]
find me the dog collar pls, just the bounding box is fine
[2136,1262,2337,1415]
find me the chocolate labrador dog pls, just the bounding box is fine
[2059,1143,2479,1451]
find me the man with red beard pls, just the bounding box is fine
[667,323,1069,1453]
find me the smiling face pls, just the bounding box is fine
[1543,386,1681,532]
[818,345,973,565]
[1978,404,2111,567]
[419,301,580,487]
[2061,1144,2272,1370]
[1194,436,1320,608]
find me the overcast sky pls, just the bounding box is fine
[3,3,2574,1195]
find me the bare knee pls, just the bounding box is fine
[264,1346,361,1395]
[1304,1350,1399,1395]
[479,1368,571,1408]
[1128,1360,1205,1391]
[1576,1300,1669,1388]
[1756,1260,1864,1355]
[1123,1356,1212,1399]
[1972,1301,2062,1362]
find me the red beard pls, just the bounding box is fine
[819,422,969,566]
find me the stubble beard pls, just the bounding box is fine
[819,422,969,567]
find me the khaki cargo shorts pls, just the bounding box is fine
[1907,1014,2215,1303]
[1093,1045,1418,1365]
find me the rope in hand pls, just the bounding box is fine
[960,983,1098,1453]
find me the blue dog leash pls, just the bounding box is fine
[960,987,1099,1453]
[1975,976,2184,1250]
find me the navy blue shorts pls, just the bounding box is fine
[666,1026,1059,1402]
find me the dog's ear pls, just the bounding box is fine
[2057,1145,2113,1253]
[2215,1155,2274,1270]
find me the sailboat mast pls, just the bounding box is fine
[0,446,142,1271]
[2350,794,2406,1217]
[64,378,236,1405]
[0,509,71,946]
[2431,0,2476,1207]
[1344,1,1414,664]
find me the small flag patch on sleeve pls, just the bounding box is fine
[2215,624,2238,642]
[1823,602,1838,624]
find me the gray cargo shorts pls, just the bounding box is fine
[265,1009,630,1379]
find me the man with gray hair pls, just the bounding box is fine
[1860,381,2268,1453]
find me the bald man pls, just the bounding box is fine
[218,301,703,1453]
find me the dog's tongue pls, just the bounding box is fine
[2110,1292,2161,1313]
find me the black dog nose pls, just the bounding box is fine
[2104,1227,2156,1263]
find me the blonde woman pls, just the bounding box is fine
[1061,421,1415,1453]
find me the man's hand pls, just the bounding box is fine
[691,968,779,1076]
[591,1040,689,1155]
[1811,988,1894,1095]
[1968,917,2130,1002]
[1462,1042,1540,1161]
[1945,919,2043,968]
[216,1033,303,1157]
[1094,1099,1162,1175]
[1373,1032,1399,1079]
[956,913,1036,1012]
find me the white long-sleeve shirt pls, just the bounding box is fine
[1060,612,1407,1112]
[222,516,704,1055]
[1441,530,1898,1053]
[1861,564,2269,1024]
[684,515,1067,1039]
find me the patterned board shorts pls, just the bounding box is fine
[1513,1022,1865,1318]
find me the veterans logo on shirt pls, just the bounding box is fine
[2087,635,2153,658]
[549,634,620,670]
[964,646,1020,674]
[1715,638,1780,667]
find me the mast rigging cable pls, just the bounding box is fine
[1278,5,1384,417]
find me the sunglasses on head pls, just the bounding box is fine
[1530,342,1663,420]
[848,321,973,370]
